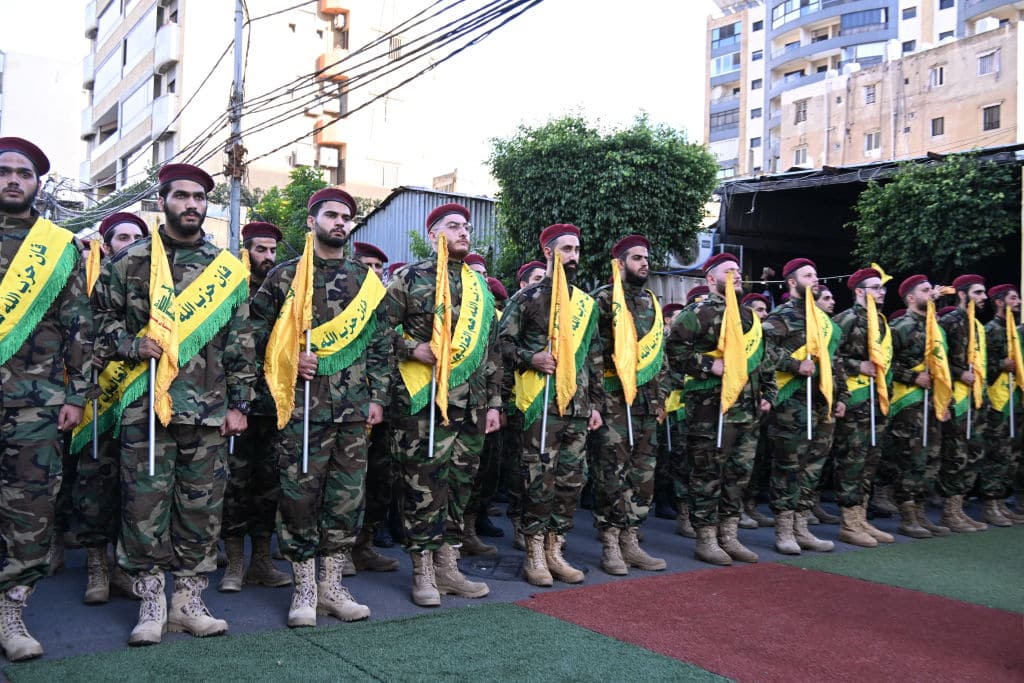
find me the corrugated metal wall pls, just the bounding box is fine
[349,186,498,266]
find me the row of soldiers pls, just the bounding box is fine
[0,135,1021,663]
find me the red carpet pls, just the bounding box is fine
[518,564,1023,682]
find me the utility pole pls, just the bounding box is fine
[227,0,245,254]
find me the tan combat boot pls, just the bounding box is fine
[544,533,584,584]
[941,497,977,533]
[434,543,489,598]
[897,501,932,538]
[811,496,840,525]
[955,495,987,530]
[871,485,899,515]
[794,511,834,551]
[856,504,894,543]
[409,550,441,607]
[522,534,553,587]
[287,558,317,628]
[128,572,166,646]
[774,510,801,555]
[84,546,111,604]
[915,502,950,536]
[676,502,696,539]
[317,554,370,621]
[620,527,667,570]
[717,518,758,563]
[218,537,245,592]
[245,536,293,587]
[340,549,357,576]
[838,507,877,548]
[0,586,43,661]
[352,527,399,572]
[167,575,228,637]
[694,525,732,565]
[998,500,1024,524]
[745,499,775,527]
[738,509,759,529]
[461,513,497,556]
[598,527,628,575]
[511,519,526,551]
[982,500,1013,527]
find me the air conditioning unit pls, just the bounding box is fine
[318,146,339,167]
[288,146,315,167]
[668,231,717,270]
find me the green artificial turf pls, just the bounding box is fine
[6,603,729,683]
[785,525,1024,613]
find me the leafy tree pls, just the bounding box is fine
[488,115,718,288]
[849,153,1020,282]
[207,182,262,208]
[249,166,328,257]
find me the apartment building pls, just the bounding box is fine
[706,0,1023,176]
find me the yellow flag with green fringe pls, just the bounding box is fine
[866,294,891,415]
[805,286,833,418]
[265,233,314,429]
[610,259,638,406]
[966,300,984,409]
[86,240,102,296]
[550,253,576,415]
[925,300,953,419]
[430,237,453,426]
[148,233,179,426]
[719,272,747,413]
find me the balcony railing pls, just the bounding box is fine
[152,94,180,137]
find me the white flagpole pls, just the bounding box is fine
[427,371,437,459]
[806,351,813,441]
[869,377,876,447]
[665,414,672,451]
[302,330,311,474]
[91,367,99,461]
[539,342,552,456]
[626,405,634,447]
[148,358,156,476]
[1010,373,1016,438]
[966,401,972,440]
[716,404,724,449]
[923,388,930,448]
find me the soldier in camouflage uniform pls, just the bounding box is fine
[591,235,667,575]
[497,223,605,587]
[654,302,685,525]
[0,137,91,661]
[740,293,775,529]
[92,163,255,646]
[251,189,391,627]
[218,221,292,593]
[385,203,503,607]
[762,258,848,555]
[829,268,895,548]
[667,252,774,565]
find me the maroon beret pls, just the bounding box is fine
[951,274,985,290]
[353,242,387,263]
[889,308,907,322]
[241,221,282,242]
[426,203,470,230]
[988,284,1016,300]
[782,257,816,278]
[703,252,740,274]
[308,187,357,216]
[539,223,580,249]
[611,234,651,259]
[98,212,149,238]
[848,267,881,291]
[687,285,710,304]
[815,285,831,297]
[464,253,487,269]
[0,136,49,176]
[741,293,770,307]
[516,260,546,282]
[157,163,214,192]
[486,276,508,301]
[662,302,686,317]
[387,262,407,278]
[938,305,957,317]
[898,274,929,298]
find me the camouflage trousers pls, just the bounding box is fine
[72,435,120,547]
[117,422,227,577]
[685,391,758,528]
[937,407,986,497]
[520,413,589,536]
[0,407,64,591]
[592,402,658,530]
[275,420,367,562]
[222,415,280,539]
[885,402,942,504]
[54,436,77,535]
[391,406,483,553]
[502,413,525,521]
[664,413,688,504]
[768,394,834,513]
[468,429,503,514]
[978,407,1022,499]
[743,420,771,503]
[363,419,395,528]
[831,402,886,507]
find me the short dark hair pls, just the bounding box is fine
[242,237,255,250]
[158,183,172,200]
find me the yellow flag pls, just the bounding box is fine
[865,294,890,415]
[148,233,179,426]
[805,286,834,418]
[719,271,747,413]
[925,300,954,419]
[86,239,102,296]
[610,259,638,406]
[264,233,314,429]
[966,300,983,409]
[240,248,251,278]
[870,262,893,286]
[549,252,577,415]
[1006,307,1024,391]
[430,236,453,426]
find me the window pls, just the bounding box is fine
[902,6,917,19]
[793,147,808,165]
[121,80,152,132]
[864,84,876,104]
[772,1,825,30]
[752,49,763,61]
[711,52,742,76]
[929,65,945,86]
[865,131,881,152]
[794,99,808,123]
[751,78,763,89]
[939,0,954,10]
[710,109,740,132]
[711,22,741,50]
[931,117,945,136]
[751,107,762,119]
[978,50,999,76]
[938,30,954,40]
[750,136,762,148]
[123,8,156,73]
[902,40,916,53]
[752,20,763,31]
[811,28,830,43]
[983,104,1001,131]
[816,65,828,73]
[94,52,121,100]
[784,68,806,84]
[840,8,889,35]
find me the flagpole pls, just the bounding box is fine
[966,402,972,440]
[806,351,813,441]
[148,358,156,477]
[539,377,550,457]
[922,388,930,447]
[427,372,437,459]
[1010,373,1016,438]
[665,414,672,452]
[716,404,724,449]
[626,405,634,447]
[302,329,311,474]
[91,368,99,461]
[229,436,235,456]
[869,377,876,447]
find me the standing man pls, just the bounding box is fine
[252,188,391,626]
[517,261,546,291]
[814,285,835,315]
[497,223,604,587]
[0,137,91,661]
[92,163,254,646]
[385,203,502,606]
[763,258,847,555]
[354,242,387,278]
[740,292,775,528]
[667,252,773,565]
[99,212,149,256]
[218,221,291,593]
[591,235,666,575]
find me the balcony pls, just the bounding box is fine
[152,94,180,137]
[319,0,349,13]
[154,22,181,74]
[82,52,95,89]
[84,1,97,38]
[80,108,95,140]
[315,48,349,81]
[314,116,347,147]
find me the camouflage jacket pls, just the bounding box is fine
[762,297,849,405]
[939,307,971,380]
[251,254,391,423]
[890,309,927,385]
[666,291,776,407]
[832,303,886,376]
[0,213,92,408]
[497,276,605,418]
[92,228,256,426]
[248,274,276,417]
[984,316,1013,386]
[385,257,503,414]
[591,282,666,416]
